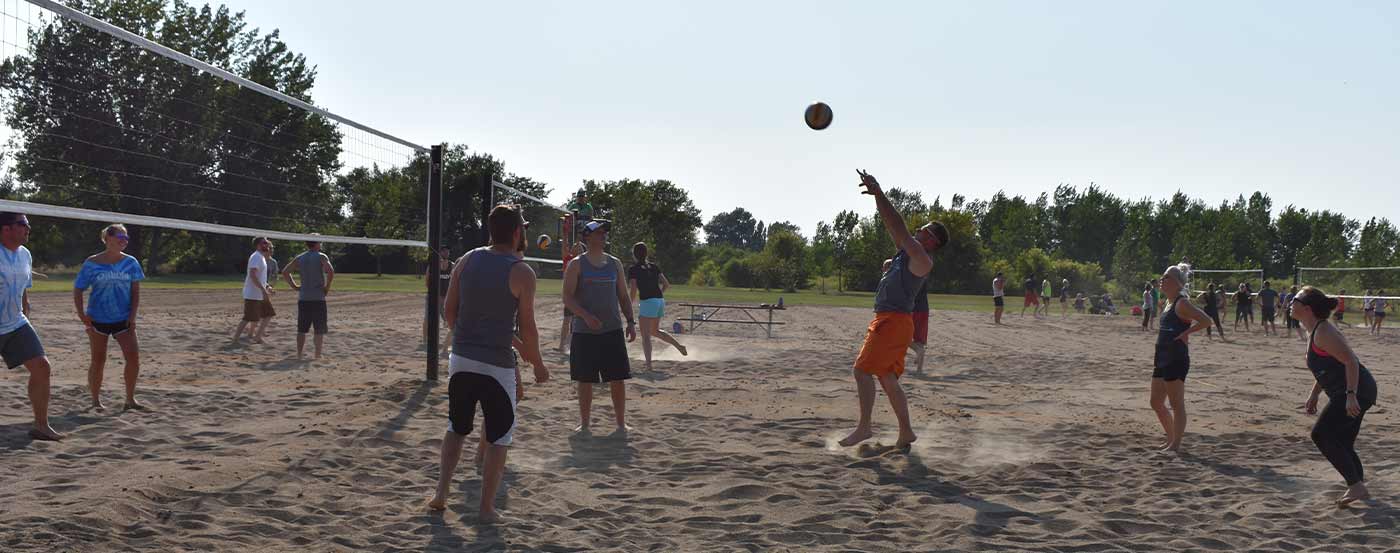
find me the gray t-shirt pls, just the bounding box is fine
[294,251,331,302]
[571,254,624,334]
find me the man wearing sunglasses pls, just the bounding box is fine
[0,212,62,440]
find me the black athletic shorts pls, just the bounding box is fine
[447,355,517,446]
[1153,342,1190,382]
[0,323,45,369]
[297,300,328,335]
[570,329,631,383]
[90,320,130,336]
[1261,308,1276,322]
[993,296,1005,308]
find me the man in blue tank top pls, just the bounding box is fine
[428,205,550,522]
[562,219,638,435]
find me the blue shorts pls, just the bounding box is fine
[639,298,665,319]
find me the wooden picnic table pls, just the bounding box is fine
[674,303,786,338]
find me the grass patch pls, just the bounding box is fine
[36,271,1010,314]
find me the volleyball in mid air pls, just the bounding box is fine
[537,234,552,250]
[805,102,833,130]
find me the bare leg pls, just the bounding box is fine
[575,382,592,432]
[877,372,917,448]
[23,357,61,440]
[296,333,307,358]
[313,333,324,359]
[1148,378,1173,448]
[912,342,926,373]
[994,306,1003,324]
[254,317,270,343]
[428,431,466,510]
[1164,380,1187,451]
[838,368,877,446]
[232,320,249,342]
[647,318,686,355]
[559,316,571,352]
[478,444,509,522]
[86,330,109,411]
[114,330,142,409]
[640,320,654,371]
[609,380,628,431]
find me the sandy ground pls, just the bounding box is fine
[1,289,1397,552]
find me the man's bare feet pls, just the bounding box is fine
[1160,442,1181,452]
[427,497,446,511]
[91,401,106,412]
[477,510,501,524]
[612,424,633,436]
[29,426,64,441]
[124,400,146,411]
[838,427,873,447]
[895,432,917,449]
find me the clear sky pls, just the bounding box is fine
[217,0,1399,237]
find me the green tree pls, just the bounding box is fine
[580,178,703,280]
[703,208,758,249]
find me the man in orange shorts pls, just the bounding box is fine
[838,170,948,449]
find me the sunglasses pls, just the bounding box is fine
[109,233,129,241]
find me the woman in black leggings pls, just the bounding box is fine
[1289,286,1379,506]
[1199,283,1226,340]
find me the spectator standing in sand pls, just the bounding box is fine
[73,224,146,412]
[0,213,63,440]
[283,238,335,360]
[232,237,274,344]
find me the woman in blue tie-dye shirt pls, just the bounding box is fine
[72,224,145,411]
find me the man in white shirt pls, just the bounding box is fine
[231,237,274,344]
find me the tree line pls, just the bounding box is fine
[3,1,1396,298]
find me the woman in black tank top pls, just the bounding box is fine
[1149,264,1212,452]
[1290,286,1379,505]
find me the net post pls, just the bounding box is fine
[426,144,444,382]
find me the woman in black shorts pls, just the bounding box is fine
[1150,264,1211,452]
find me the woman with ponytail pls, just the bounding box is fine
[627,242,687,371]
[1289,286,1379,506]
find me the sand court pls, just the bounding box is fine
[2,288,1398,551]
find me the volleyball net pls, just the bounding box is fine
[1187,268,1263,294]
[1297,266,1400,314]
[489,179,568,274]
[0,0,462,377]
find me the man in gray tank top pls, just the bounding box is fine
[562,219,638,435]
[429,205,550,522]
[838,170,949,450]
[282,237,335,360]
